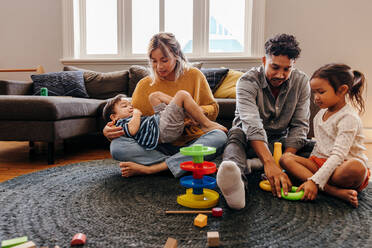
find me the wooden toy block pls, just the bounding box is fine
[12,241,36,248]
[207,231,220,247]
[194,214,208,228]
[71,233,87,246]
[163,237,177,248]
[1,236,28,248]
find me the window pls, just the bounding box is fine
[62,0,265,61]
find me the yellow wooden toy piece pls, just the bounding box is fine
[194,214,208,228]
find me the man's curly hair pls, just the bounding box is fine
[264,34,301,60]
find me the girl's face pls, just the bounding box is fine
[150,48,177,81]
[310,78,345,110]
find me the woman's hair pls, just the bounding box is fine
[147,32,189,81]
[311,63,366,114]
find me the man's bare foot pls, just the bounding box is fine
[119,162,149,177]
[201,122,228,133]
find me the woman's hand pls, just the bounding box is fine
[298,180,318,201]
[184,113,198,126]
[103,121,125,141]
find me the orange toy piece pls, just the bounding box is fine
[194,214,208,228]
[71,233,87,246]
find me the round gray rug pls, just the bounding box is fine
[0,159,371,247]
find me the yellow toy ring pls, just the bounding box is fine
[259,180,271,192]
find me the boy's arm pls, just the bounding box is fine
[127,109,142,136]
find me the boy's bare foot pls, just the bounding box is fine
[202,122,228,133]
[119,162,149,177]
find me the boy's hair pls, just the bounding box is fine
[102,94,127,122]
[264,34,301,60]
[311,63,366,114]
[147,32,189,81]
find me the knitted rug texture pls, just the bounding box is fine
[0,159,371,248]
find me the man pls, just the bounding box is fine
[217,34,314,209]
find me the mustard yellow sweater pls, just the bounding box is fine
[131,67,219,145]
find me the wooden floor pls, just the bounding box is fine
[0,140,111,183]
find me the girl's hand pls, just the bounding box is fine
[298,180,318,201]
[103,121,124,141]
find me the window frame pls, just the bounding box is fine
[62,0,265,65]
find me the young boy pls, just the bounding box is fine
[102,90,227,150]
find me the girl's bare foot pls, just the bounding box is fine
[325,184,359,207]
[202,122,228,133]
[334,189,359,207]
[119,162,149,177]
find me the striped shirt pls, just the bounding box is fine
[116,115,160,150]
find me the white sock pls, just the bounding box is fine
[216,161,245,210]
[246,158,263,171]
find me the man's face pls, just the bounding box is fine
[262,55,295,87]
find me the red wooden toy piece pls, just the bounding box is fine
[71,233,86,246]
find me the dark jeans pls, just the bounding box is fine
[222,126,315,182]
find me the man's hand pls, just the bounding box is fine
[297,180,318,201]
[264,161,292,198]
[103,121,124,141]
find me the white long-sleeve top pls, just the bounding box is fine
[309,104,368,190]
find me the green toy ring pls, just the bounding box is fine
[281,186,304,201]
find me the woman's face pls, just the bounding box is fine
[150,48,177,81]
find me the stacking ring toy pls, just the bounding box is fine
[281,186,304,201]
[259,180,271,192]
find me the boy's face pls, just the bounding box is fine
[111,98,133,121]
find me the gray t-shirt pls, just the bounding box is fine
[233,65,310,150]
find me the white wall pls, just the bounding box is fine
[2,0,372,132]
[265,0,372,132]
[0,0,62,81]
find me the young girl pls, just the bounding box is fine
[280,63,369,207]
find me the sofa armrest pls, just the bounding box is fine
[0,80,33,95]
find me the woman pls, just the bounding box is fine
[103,32,227,178]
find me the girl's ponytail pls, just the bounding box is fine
[350,70,365,114]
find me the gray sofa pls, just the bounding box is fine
[0,65,318,164]
[0,65,236,164]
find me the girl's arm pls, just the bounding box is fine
[309,115,359,190]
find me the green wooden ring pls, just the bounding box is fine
[281,186,304,201]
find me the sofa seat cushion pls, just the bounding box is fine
[0,96,105,121]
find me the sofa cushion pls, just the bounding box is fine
[63,66,129,99]
[0,96,105,121]
[31,71,89,98]
[200,68,229,92]
[128,65,150,97]
[213,70,244,98]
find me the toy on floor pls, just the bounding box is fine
[71,233,86,246]
[1,236,28,248]
[12,241,36,248]
[194,213,208,228]
[165,207,223,217]
[258,142,304,200]
[177,144,219,209]
[163,237,177,248]
[207,231,220,247]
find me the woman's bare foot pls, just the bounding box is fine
[201,121,228,133]
[119,162,149,177]
[325,184,359,207]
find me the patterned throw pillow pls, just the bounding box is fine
[200,68,229,93]
[32,71,89,98]
[213,69,244,98]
